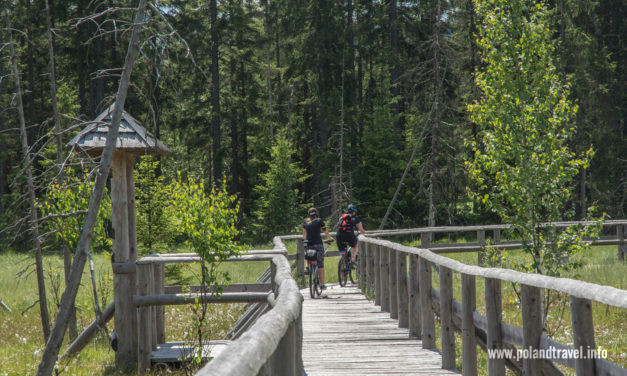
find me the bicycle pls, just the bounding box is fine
[337,245,358,287]
[306,241,332,299]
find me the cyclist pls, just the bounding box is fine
[336,204,366,261]
[303,207,333,290]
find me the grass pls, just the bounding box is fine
[0,240,624,375]
[0,242,283,375]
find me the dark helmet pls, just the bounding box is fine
[308,207,319,217]
[346,204,357,213]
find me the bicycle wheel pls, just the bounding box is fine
[308,265,316,299]
[338,254,348,287]
[314,270,322,296]
[349,260,358,285]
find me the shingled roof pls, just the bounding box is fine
[67,104,170,156]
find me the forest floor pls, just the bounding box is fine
[0,242,624,375]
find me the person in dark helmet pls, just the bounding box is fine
[303,207,333,290]
[336,204,365,261]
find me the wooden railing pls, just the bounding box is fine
[357,235,627,376]
[196,237,303,376]
[293,220,627,275]
[132,247,292,373]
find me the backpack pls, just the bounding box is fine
[338,213,353,232]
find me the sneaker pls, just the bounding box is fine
[320,285,327,290]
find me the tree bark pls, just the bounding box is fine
[5,6,52,344]
[210,0,222,186]
[45,0,78,341]
[428,0,442,228]
[36,1,148,373]
[389,0,400,151]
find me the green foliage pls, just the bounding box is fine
[253,134,308,240]
[170,173,242,362]
[467,0,601,275]
[38,169,111,253]
[171,173,241,263]
[135,155,173,253]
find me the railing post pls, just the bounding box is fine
[270,260,277,294]
[389,248,398,319]
[408,254,421,338]
[570,296,596,376]
[380,246,390,312]
[296,300,303,373]
[618,224,625,261]
[477,230,486,266]
[485,278,504,376]
[397,252,409,329]
[418,256,435,349]
[439,265,455,369]
[137,263,152,374]
[359,244,367,292]
[150,263,157,351]
[296,238,304,276]
[493,228,501,244]
[272,321,296,376]
[421,231,432,248]
[155,263,165,345]
[461,273,476,376]
[521,284,543,376]
[374,244,381,306]
[367,242,374,297]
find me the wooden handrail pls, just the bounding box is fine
[280,219,627,239]
[195,237,303,376]
[360,236,627,307]
[357,236,627,376]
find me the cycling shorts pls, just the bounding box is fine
[336,231,357,252]
[307,243,325,268]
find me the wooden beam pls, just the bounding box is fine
[397,252,409,329]
[296,239,304,276]
[419,256,435,349]
[380,245,389,312]
[60,301,114,359]
[388,247,398,319]
[439,265,455,369]
[112,152,135,368]
[462,273,477,376]
[134,292,271,307]
[164,283,272,294]
[485,278,505,376]
[408,254,421,338]
[477,230,485,266]
[137,263,152,374]
[359,237,627,308]
[521,284,543,376]
[374,244,381,306]
[570,297,596,376]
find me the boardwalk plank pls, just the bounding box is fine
[302,284,459,375]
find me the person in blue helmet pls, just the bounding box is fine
[336,204,365,261]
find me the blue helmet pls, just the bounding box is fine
[346,204,357,213]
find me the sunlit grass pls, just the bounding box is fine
[0,241,282,375]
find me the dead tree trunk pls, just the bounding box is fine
[5,6,52,343]
[44,0,78,341]
[36,1,148,374]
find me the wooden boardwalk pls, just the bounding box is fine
[301,284,459,375]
